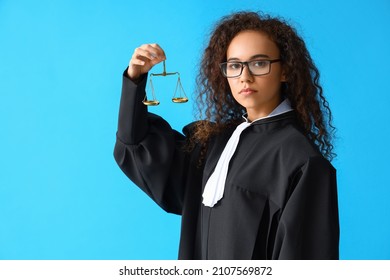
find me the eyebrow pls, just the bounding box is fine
[227,54,270,61]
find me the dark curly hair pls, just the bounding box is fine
[191,11,336,161]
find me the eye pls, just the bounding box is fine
[227,62,242,70]
[251,60,268,68]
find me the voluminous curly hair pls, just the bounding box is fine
[191,11,335,161]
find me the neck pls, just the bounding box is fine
[246,101,281,122]
[245,98,293,123]
[246,110,269,122]
[246,95,282,122]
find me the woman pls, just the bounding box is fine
[114,11,339,259]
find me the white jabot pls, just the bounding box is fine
[202,99,293,207]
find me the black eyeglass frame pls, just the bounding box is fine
[219,58,281,78]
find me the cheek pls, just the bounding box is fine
[256,71,284,91]
[227,78,240,93]
[261,76,281,88]
[226,80,238,102]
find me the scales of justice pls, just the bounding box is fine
[143,60,189,106]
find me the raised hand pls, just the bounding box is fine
[127,43,166,81]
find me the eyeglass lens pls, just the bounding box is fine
[223,60,271,77]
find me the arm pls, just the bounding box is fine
[273,156,340,259]
[114,72,192,214]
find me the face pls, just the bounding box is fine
[226,30,285,121]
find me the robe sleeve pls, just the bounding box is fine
[273,156,340,259]
[113,70,194,215]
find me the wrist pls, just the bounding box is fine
[125,67,142,84]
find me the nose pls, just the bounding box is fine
[239,64,254,83]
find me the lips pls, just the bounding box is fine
[239,88,257,95]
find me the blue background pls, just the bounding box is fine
[1,0,389,260]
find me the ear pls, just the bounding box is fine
[280,67,287,82]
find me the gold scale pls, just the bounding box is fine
[143,60,188,106]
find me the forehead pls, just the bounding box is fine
[226,30,280,59]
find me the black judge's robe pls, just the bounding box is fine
[114,73,340,260]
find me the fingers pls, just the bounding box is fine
[128,43,166,81]
[131,43,166,65]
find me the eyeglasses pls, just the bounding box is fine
[219,59,281,78]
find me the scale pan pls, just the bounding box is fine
[172,97,189,103]
[142,100,160,106]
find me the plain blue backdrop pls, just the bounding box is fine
[1,0,389,259]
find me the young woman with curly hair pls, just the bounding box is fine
[114,11,339,260]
